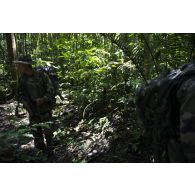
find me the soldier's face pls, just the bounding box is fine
[17,64,27,74]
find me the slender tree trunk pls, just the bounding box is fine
[142,33,159,77]
[5,33,18,97]
[5,33,17,80]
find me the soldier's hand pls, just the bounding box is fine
[36,98,44,106]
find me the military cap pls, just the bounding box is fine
[14,55,33,65]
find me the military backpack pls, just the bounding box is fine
[135,62,195,162]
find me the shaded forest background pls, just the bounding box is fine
[0,33,194,162]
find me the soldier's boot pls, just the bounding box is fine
[32,127,46,151]
[44,129,54,158]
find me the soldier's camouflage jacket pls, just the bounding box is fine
[17,70,55,119]
[170,76,195,162]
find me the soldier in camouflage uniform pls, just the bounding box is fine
[15,56,55,156]
[168,76,195,162]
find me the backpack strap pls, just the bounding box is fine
[170,69,195,135]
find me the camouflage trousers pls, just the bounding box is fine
[29,112,54,154]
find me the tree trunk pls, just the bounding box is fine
[5,33,18,98]
[5,33,17,80]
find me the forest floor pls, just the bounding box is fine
[0,93,146,163]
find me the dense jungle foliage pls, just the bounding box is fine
[0,33,194,162]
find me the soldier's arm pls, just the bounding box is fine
[177,78,195,162]
[42,72,55,103]
[17,78,26,104]
[17,77,34,116]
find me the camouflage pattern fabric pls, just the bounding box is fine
[30,112,54,152]
[18,70,55,114]
[34,65,62,102]
[136,62,195,162]
[17,70,55,152]
[170,76,195,162]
